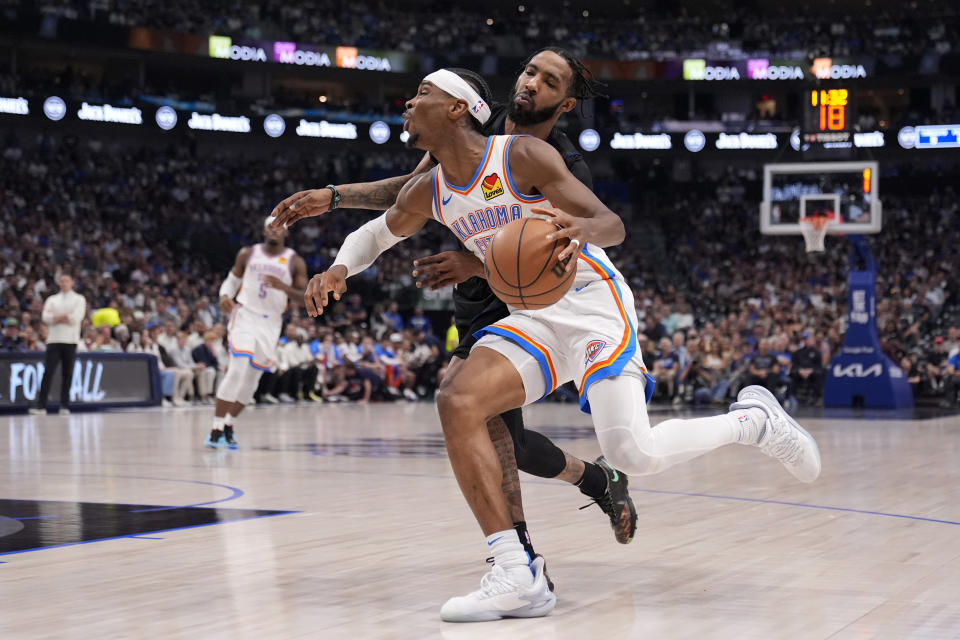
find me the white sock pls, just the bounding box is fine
[728,408,768,445]
[212,416,225,431]
[486,530,530,573]
[224,413,236,427]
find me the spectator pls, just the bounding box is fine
[380,301,404,333]
[191,330,222,404]
[924,337,951,397]
[407,306,432,334]
[652,337,679,402]
[699,338,732,404]
[344,294,368,327]
[166,331,198,403]
[901,355,922,397]
[791,331,825,406]
[942,350,960,408]
[20,325,44,351]
[1,316,26,352]
[945,326,960,359]
[444,315,459,353]
[30,274,85,415]
[748,339,781,397]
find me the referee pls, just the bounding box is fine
[30,274,86,415]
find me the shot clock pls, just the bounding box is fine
[802,86,856,156]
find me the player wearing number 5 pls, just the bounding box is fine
[203,216,307,449]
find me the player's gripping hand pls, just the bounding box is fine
[269,188,333,229]
[412,251,484,290]
[537,206,586,270]
[305,267,347,317]
[219,296,235,315]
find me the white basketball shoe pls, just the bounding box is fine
[440,555,556,622]
[731,385,822,483]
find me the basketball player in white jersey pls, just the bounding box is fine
[271,55,638,566]
[302,68,822,622]
[204,216,308,449]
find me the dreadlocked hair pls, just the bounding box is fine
[445,67,493,132]
[521,47,608,100]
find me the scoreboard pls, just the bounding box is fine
[802,87,856,154]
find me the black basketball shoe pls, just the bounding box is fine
[580,456,638,544]
[204,429,223,449]
[223,426,238,450]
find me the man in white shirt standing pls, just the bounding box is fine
[30,274,86,415]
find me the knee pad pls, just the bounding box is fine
[514,428,567,478]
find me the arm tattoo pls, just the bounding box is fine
[340,175,410,210]
[487,415,525,523]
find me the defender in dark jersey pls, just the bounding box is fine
[270,50,637,558]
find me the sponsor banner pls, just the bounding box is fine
[77,102,143,125]
[295,119,358,139]
[680,59,745,81]
[130,27,419,72]
[673,57,872,81]
[914,123,960,149]
[715,132,778,150]
[205,35,416,72]
[0,353,161,411]
[187,111,251,133]
[605,131,785,153]
[0,96,29,115]
[609,132,672,150]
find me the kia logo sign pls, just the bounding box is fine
[43,96,67,121]
[578,128,601,152]
[683,129,706,152]
[832,363,883,378]
[264,114,286,138]
[155,106,178,131]
[369,120,390,144]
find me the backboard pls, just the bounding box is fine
[760,161,881,235]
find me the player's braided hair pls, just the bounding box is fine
[521,47,608,100]
[445,67,493,132]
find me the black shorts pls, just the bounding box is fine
[451,276,510,360]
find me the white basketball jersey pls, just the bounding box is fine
[236,244,295,317]
[430,135,624,288]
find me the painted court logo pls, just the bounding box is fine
[481,173,504,201]
[585,340,606,365]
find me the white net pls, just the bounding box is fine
[799,216,834,253]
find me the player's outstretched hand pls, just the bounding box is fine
[269,189,334,229]
[305,267,347,317]
[219,296,235,315]
[536,207,585,270]
[412,251,484,290]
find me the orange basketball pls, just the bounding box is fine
[484,217,576,310]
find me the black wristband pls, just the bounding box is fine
[325,184,342,212]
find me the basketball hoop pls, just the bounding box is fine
[799,215,835,253]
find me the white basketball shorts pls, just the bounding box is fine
[227,304,282,371]
[473,247,654,414]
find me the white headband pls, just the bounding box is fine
[422,69,491,125]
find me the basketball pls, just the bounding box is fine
[484,217,575,309]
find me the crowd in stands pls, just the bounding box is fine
[1,130,959,408]
[7,0,957,61]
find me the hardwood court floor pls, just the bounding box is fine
[1,401,959,640]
